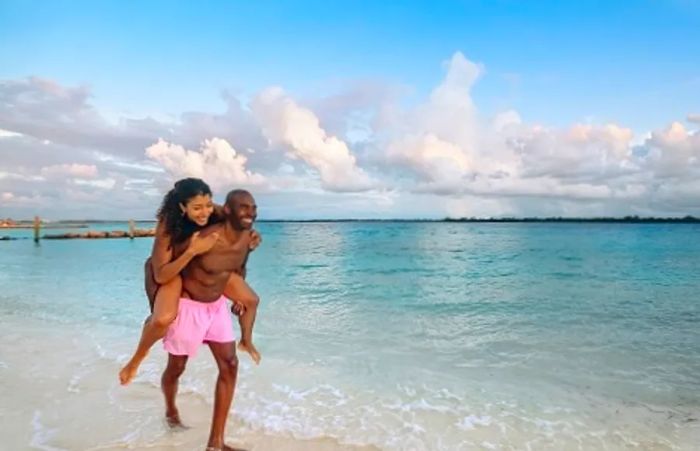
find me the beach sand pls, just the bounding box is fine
[2,315,698,450]
[0,318,379,451]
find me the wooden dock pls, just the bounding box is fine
[1,217,155,241]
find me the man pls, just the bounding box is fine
[160,189,258,451]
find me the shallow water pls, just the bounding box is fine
[1,222,699,450]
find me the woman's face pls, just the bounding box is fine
[180,194,214,226]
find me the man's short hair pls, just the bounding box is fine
[225,189,251,206]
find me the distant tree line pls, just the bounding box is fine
[444,215,700,223]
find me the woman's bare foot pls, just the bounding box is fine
[118,356,144,385]
[237,340,261,365]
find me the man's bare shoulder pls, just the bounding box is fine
[199,223,224,237]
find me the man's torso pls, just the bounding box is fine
[178,224,251,302]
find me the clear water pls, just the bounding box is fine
[1,222,699,450]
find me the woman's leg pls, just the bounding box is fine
[223,273,261,364]
[119,276,182,385]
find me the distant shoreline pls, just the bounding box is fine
[260,216,700,224]
[2,216,699,225]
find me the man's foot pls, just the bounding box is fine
[166,410,188,430]
[238,340,261,365]
[205,445,247,451]
[118,357,142,385]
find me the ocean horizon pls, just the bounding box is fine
[3,215,699,224]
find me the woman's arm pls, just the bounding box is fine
[150,221,218,284]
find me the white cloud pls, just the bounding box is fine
[512,123,636,180]
[0,128,22,138]
[40,163,98,179]
[145,137,266,191]
[642,121,700,177]
[2,56,700,219]
[252,87,376,192]
[388,133,471,191]
[419,52,482,149]
[0,170,44,182]
[0,190,45,207]
[73,178,116,189]
[492,110,522,132]
[381,52,517,193]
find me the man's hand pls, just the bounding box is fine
[249,229,262,251]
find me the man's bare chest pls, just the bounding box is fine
[197,235,249,274]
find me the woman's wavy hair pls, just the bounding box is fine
[157,178,213,245]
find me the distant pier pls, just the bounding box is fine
[1,217,155,241]
[42,228,155,239]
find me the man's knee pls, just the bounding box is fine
[220,354,239,379]
[165,359,187,377]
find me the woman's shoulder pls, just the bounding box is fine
[154,219,165,233]
[154,219,170,240]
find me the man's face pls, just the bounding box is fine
[228,193,257,229]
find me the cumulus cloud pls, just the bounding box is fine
[2,54,700,219]
[145,137,266,191]
[419,52,482,148]
[73,178,116,190]
[0,190,45,207]
[252,87,376,192]
[40,163,98,179]
[642,121,700,177]
[0,77,159,158]
[380,52,517,194]
[0,128,23,138]
[387,134,472,192]
[512,123,636,180]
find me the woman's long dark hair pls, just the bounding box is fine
[157,178,213,245]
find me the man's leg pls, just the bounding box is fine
[161,353,189,428]
[206,341,240,450]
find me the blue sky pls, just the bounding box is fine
[1,1,699,219]
[3,0,698,128]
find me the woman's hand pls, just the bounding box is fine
[249,229,262,251]
[188,231,219,255]
[231,301,246,316]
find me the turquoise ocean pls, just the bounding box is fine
[0,222,698,450]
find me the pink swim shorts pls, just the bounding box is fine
[163,296,235,357]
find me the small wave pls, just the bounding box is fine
[456,414,492,430]
[30,411,65,451]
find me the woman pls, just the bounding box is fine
[119,178,261,386]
